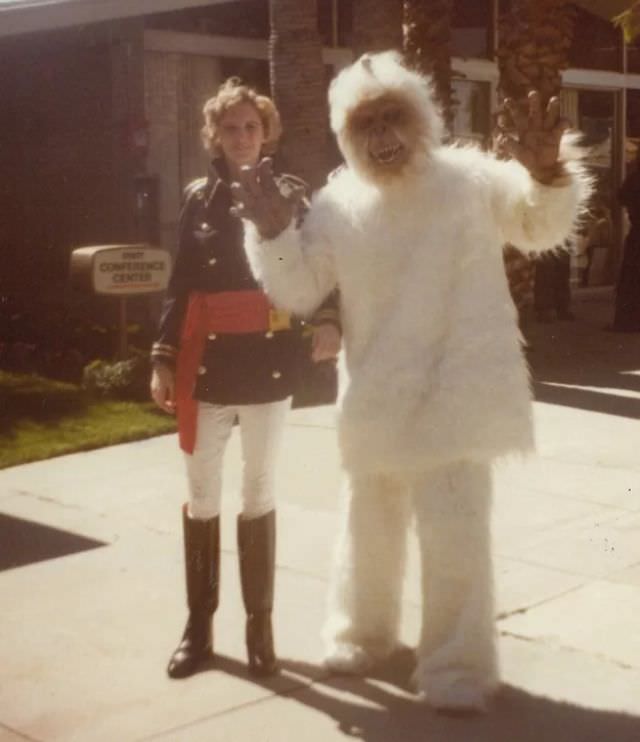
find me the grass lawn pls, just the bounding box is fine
[0,371,176,469]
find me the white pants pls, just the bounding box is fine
[184,398,291,520]
[324,460,497,707]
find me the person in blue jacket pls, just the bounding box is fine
[150,77,340,679]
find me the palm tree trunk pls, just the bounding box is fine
[403,0,454,134]
[269,0,329,189]
[497,0,575,106]
[352,0,403,57]
[496,0,576,326]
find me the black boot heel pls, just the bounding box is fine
[246,612,278,676]
[237,510,279,677]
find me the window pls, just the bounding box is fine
[452,0,492,60]
[568,5,623,72]
[451,79,492,146]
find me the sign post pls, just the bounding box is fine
[70,244,171,360]
[118,296,128,360]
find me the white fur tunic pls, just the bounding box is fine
[244,144,588,475]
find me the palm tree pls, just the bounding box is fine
[268,0,329,189]
[403,0,454,133]
[497,0,575,106]
[496,0,576,325]
[610,1,640,41]
[352,0,403,56]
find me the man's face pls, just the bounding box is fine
[217,102,266,170]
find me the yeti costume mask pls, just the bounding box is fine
[242,52,589,712]
[329,51,445,180]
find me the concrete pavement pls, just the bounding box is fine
[2,288,640,741]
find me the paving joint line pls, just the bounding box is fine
[0,721,43,742]
[496,580,589,621]
[500,631,636,672]
[138,671,327,741]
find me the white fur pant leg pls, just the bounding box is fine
[324,472,412,673]
[411,460,498,712]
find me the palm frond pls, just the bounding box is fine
[613,2,640,43]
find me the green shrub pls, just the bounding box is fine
[82,351,150,401]
[0,371,87,420]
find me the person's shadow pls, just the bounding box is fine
[171,647,640,742]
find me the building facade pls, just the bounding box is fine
[447,0,635,287]
[0,0,634,301]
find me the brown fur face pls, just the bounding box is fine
[344,93,425,182]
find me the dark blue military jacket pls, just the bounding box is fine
[151,159,339,407]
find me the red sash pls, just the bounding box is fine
[176,290,274,453]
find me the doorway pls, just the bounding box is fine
[561,87,619,287]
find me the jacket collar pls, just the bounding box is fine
[203,157,230,208]
[208,157,231,185]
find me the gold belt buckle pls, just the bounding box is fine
[268,308,291,332]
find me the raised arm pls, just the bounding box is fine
[231,158,338,317]
[489,91,591,252]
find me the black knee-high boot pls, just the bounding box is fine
[237,510,279,676]
[167,504,220,679]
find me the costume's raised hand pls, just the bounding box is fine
[495,91,569,184]
[230,157,305,239]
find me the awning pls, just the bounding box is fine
[0,0,233,38]
[0,0,630,42]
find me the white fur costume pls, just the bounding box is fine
[244,52,589,711]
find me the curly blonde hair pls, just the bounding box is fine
[201,77,282,156]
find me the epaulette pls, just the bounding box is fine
[183,177,208,201]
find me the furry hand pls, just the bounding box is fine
[495,91,569,184]
[230,157,305,239]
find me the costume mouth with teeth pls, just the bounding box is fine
[371,143,404,164]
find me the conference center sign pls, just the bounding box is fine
[70,245,171,295]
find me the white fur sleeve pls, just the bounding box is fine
[485,140,591,253]
[242,197,338,318]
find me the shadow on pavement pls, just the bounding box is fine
[152,652,640,742]
[276,657,640,742]
[0,513,106,571]
[532,379,640,419]
[282,679,640,742]
[525,293,640,418]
